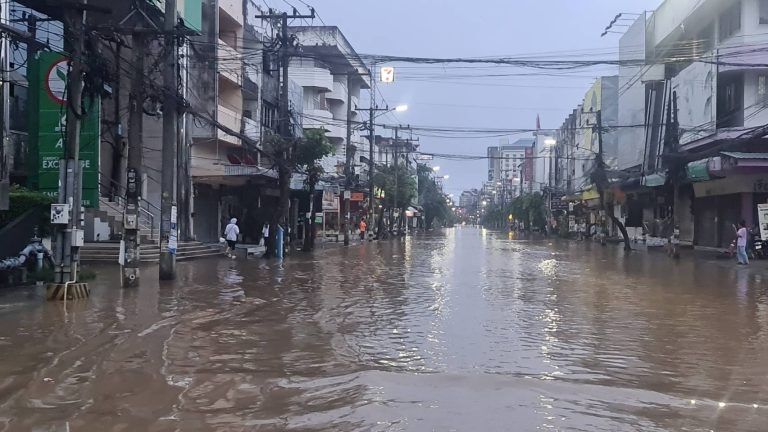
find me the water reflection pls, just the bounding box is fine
[1,228,768,431]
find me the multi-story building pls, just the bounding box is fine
[487,138,534,197]
[288,26,370,180]
[459,189,480,210]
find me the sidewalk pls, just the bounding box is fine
[596,236,768,275]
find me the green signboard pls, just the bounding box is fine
[27,52,100,208]
[146,0,202,32]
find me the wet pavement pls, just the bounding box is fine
[2,227,768,431]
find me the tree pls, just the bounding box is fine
[417,165,452,229]
[374,165,416,235]
[261,132,297,257]
[296,129,334,252]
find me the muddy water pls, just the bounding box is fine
[2,227,768,431]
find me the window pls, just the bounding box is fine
[261,101,277,130]
[719,1,741,42]
[759,74,768,103]
[761,0,768,24]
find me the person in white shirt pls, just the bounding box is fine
[261,223,270,247]
[735,220,749,265]
[224,218,240,259]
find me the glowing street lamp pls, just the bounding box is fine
[432,166,441,172]
[394,104,409,112]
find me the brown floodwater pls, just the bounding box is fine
[2,227,768,431]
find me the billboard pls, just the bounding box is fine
[27,52,100,208]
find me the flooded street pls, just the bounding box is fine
[2,227,768,431]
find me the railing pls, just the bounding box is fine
[99,173,160,242]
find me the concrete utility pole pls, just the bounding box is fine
[50,5,87,291]
[368,63,377,239]
[343,73,353,246]
[159,0,178,280]
[393,127,399,231]
[123,33,145,287]
[0,4,10,211]
[254,9,314,257]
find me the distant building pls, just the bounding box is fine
[459,189,479,209]
[487,138,534,196]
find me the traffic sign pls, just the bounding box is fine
[381,66,395,83]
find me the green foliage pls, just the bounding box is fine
[296,129,334,169]
[374,165,417,209]
[482,192,547,231]
[0,185,54,236]
[417,165,452,228]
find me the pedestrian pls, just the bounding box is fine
[261,223,270,247]
[224,218,240,259]
[359,218,367,241]
[735,220,749,265]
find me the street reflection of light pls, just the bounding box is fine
[690,399,696,405]
[754,404,759,408]
[718,402,726,408]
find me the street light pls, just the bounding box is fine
[432,166,441,172]
[395,104,409,112]
[544,138,557,147]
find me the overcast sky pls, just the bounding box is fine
[287,0,663,196]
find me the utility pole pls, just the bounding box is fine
[50,5,87,290]
[368,63,377,240]
[0,3,9,211]
[123,33,145,287]
[343,73,353,246]
[159,0,178,280]
[393,127,399,232]
[253,9,314,256]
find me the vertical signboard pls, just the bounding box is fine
[28,52,100,208]
[758,203,768,241]
[524,147,534,183]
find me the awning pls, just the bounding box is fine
[686,159,711,182]
[641,173,667,187]
[580,187,600,201]
[721,152,768,160]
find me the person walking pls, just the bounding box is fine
[224,218,240,259]
[735,220,749,265]
[359,218,367,241]
[260,223,270,247]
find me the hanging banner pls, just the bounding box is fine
[27,52,100,208]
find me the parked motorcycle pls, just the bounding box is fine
[752,228,767,259]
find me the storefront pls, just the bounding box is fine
[692,172,768,248]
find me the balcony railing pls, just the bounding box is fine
[218,39,242,86]
[218,105,242,146]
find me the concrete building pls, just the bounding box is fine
[288,26,371,181]
[487,138,534,198]
[459,189,479,210]
[628,0,768,248]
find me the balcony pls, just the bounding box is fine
[243,116,259,141]
[290,67,333,92]
[302,108,333,130]
[219,0,243,27]
[327,80,348,102]
[218,40,242,86]
[218,105,242,146]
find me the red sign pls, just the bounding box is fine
[524,147,534,182]
[351,192,365,201]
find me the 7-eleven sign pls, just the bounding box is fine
[380,66,395,83]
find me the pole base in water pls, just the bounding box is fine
[159,252,176,280]
[122,267,140,288]
[46,283,90,301]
